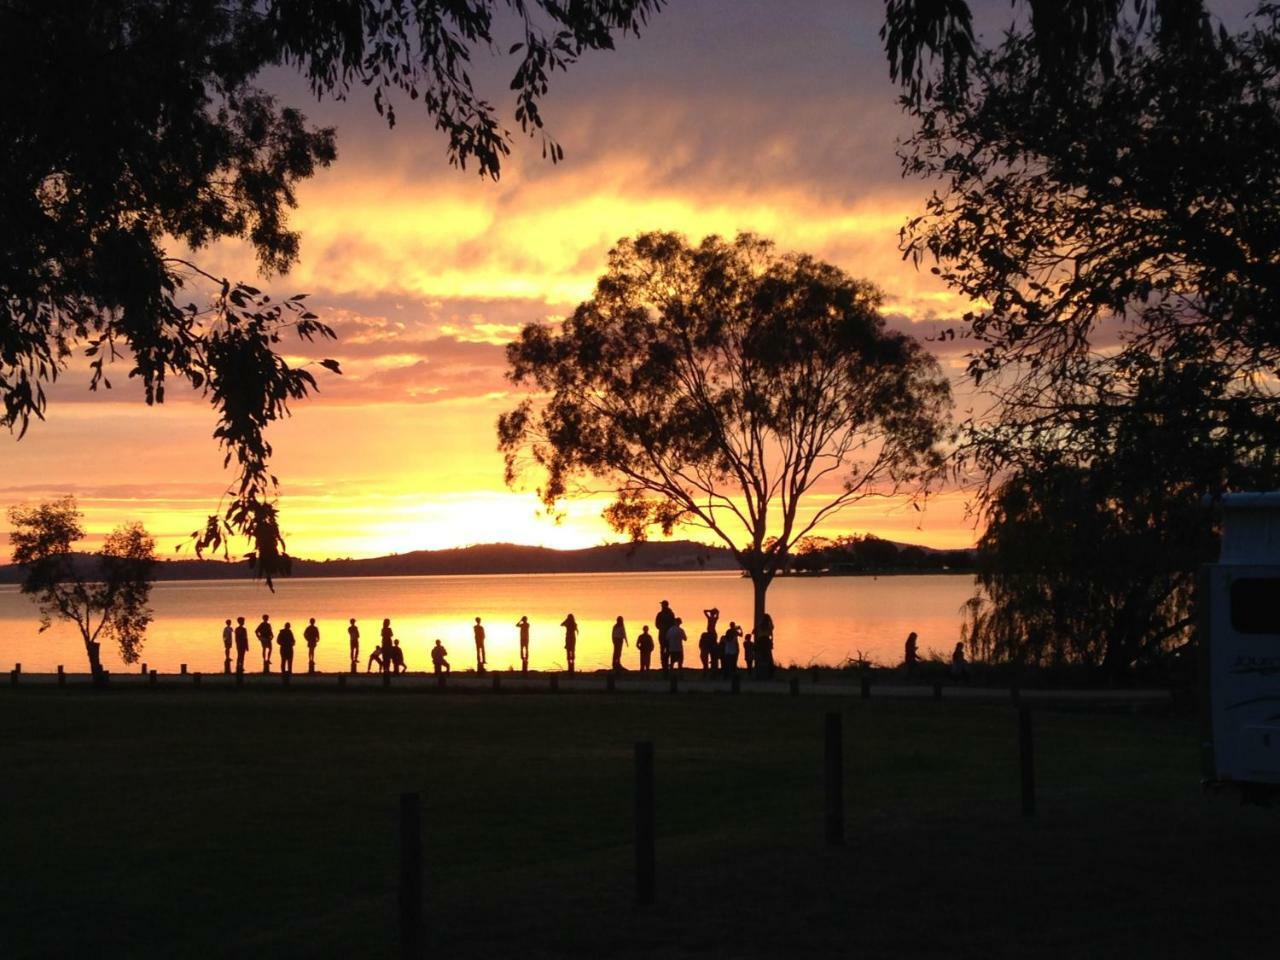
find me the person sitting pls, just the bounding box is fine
[431,639,450,674]
[391,638,407,674]
[951,641,968,683]
[366,646,385,673]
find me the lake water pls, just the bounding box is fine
[0,572,977,674]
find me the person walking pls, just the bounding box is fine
[347,618,360,674]
[655,600,675,675]
[473,617,487,672]
[636,626,654,672]
[233,616,249,674]
[221,619,233,673]
[255,614,274,673]
[431,639,450,674]
[277,621,296,675]
[380,619,394,675]
[304,618,320,673]
[561,613,579,673]
[611,616,628,671]
[516,615,531,673]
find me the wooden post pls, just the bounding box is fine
[141,662,147,675]
[635,742,655,906]
[13,663,20,675]
[399,792,424,959]
[57,665,65,686]
[789,677,800,697]
[180,663,187,675]
[932,681,942,701]
[193,672,202,687]
[149,669,157,687]
[860,674,870,700]
[9,668,17,686]
[825,712,844,847]
[1019,705,1035,818]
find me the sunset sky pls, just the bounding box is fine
[3,1,988,560]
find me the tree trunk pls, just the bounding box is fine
[749,568,775,678]
[85,638,103,681]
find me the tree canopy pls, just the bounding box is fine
[1,0,662,579]
[8,497,157,675]
[498,232,952,632]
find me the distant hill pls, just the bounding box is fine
[0,540,739,584]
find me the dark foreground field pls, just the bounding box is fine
[1,688,1275,959]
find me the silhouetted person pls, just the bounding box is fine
[698,629,715,676]
[611,616,628,671]
[561,613,579,672]
[703,607,720,671]
[348,618,360,674]
[665,617,686,672]
[304,618,320,673]
[391,638,406,673]
[234,616,249,674]
[951,641,968,683]
[721,622,740,677]
[367,646,385,673]
[756,613,775,679]
[743,632,756,675]
[380,618,394,675]
[431,640,450,674]
[637,626,654,672]
[278,621,296,675]
[256,614,274,672]
[221,619,233,673]
[516,616,531,673]
[904,631,921,677]
[655,600,675,674]
[473,617,487,672]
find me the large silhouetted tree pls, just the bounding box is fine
[8,497,157,678]
[498,232,951,638]
[1,1,662,580]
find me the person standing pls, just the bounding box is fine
[703,607,720,672]
[255,614,274,673]
[743,632,756,675]
[756,613,775,679]
[221,619,233,673]
[516,616,531,673]
[665,617,686,673]
[347,618,360,674]
[721,622,740,677]
[655,600,675,675]
[951,641,968,683]
[303,618,320,673]
[904,631,921,678]
[233,616,249,674]
[277,621,296,675]
[636,626,654,672]
[611,616,628,671]
[473,617,487,672]
[380,619,394,674]
[561,613,579,673]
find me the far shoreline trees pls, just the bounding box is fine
[499,231,952,640]
[8,497,157,678]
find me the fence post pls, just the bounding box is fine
[141,662,147,675]
[9,669,17,686]
[635,742,655,906]
[1019,705,1035,818]
[193,672,202,688]
[57,665,65,686]
[180,663,187,675]
[399,792,424,958]
[149,669,157,687]
[825,712,844,847]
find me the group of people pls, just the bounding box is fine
[903,631,970,682]
[216,600,778,678]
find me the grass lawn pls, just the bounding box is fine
[1,687,1275,958]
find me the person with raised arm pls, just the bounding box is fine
[515,615,531,673]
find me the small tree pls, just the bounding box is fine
[8,497,157,677]
[498,232,952,640]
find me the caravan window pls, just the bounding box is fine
[1230,579,1280,635]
